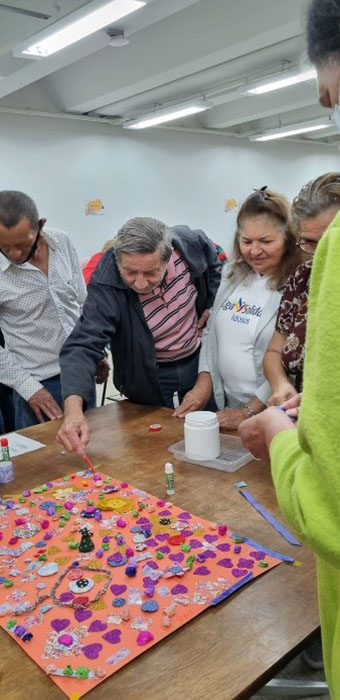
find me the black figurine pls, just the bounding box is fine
[79,526,95,553]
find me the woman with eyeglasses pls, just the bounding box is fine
[264,173,340,406]
[174,187,301,429]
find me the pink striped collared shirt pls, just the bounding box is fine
[138,248,201,361]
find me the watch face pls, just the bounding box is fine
[69,577,94,593]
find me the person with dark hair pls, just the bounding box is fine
[0,190,100,429]
[239,2,340,695]
[264,172,340,404]
[175,187,301,429]
[57,216,221,454]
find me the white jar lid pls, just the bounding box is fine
[185,411,218,426]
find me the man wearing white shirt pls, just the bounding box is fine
[0,190,102,429]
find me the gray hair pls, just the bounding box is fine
[0,190,39,230]
[292,172,340,229]
[114,217,173,263]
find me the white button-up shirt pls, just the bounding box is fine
[0,228,86,400]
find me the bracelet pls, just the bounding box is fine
[243,404,255,419]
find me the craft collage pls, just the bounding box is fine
[0,468,283,698]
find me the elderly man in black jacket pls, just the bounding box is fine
[58,216,221,454]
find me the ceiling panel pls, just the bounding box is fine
[0,0,336,146]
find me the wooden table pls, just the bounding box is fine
[0,402,319,700]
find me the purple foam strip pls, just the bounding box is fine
[209,573,254,606]
[231,534,295,563]
[239,490,301,546]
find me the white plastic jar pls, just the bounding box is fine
[184,411,220,460]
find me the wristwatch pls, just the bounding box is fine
[243,404,255,419]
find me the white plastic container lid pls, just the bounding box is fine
[184,411,218,426]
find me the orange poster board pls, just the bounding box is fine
[0,470,282,698]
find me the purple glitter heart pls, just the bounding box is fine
[169,553,184,563]
[232,568,249,578]
[171,584,188,595]
[136,517,151,525]
[146,561,159,570]
[204,534,218,543]
[234,545,242,554]
[158,509,172,516]
[59,592,74,602]
[193,566,211,576]
[155,533,169,542]
[217,558,233,568]
[178,512,191,520]
[217,543,231,552]
[102,630,122,644]
[145,538,157,547]
[89,620,107,633]
[74,608,93,623]
[196,553,206,563]
[203,550,216,559]
[51,618,70,632]
[189,539,203,549]
[238,558,254,569]
[82,643,102,660]
[156,545,170,554]
[181,530,193,537]
[143,577,154,588]
[250,550,266,560]
[110,584,127,596]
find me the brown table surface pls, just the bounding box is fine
[0,402,319,700]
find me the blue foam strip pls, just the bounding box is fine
[239,489,301,546]
[210,572,254,606]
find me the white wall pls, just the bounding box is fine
[1,113,339,257]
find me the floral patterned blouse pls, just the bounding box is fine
[275,260,312,392]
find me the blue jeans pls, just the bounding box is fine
[13,374,96,430]
[156,349,200,408]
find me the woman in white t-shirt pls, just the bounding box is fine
[175,187,301,430]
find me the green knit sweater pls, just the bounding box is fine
[270,211,340,698]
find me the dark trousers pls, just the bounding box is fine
[0,384,15,434]
[13,374,96,430]
[156,349,200,408]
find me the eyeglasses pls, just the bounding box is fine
[296,238,318,254]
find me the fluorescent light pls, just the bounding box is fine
[250,119,332,142]
[19,1,145,57]
[123,99,213,129]
[240,68,317,96]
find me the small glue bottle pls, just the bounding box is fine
[165,462,175,496]
[0,437,14,484]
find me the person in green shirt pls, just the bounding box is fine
[239,1,340,696]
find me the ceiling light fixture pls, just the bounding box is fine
[239,68,317,96]
[250,118,332,142]
[15,0,144,58]
[123,99,213,129]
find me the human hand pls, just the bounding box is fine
[268,381,298,406]
[238,406,295,462]
[197,309,210,330]
[28,388,63,423]
[173,387,208,417]
[95,357,110,384]
[280,392,302,419]
[217,408,246,431]
[57,412,90,455]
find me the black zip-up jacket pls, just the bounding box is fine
[60,225,221,406]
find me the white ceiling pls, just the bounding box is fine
[0,0,337,145]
